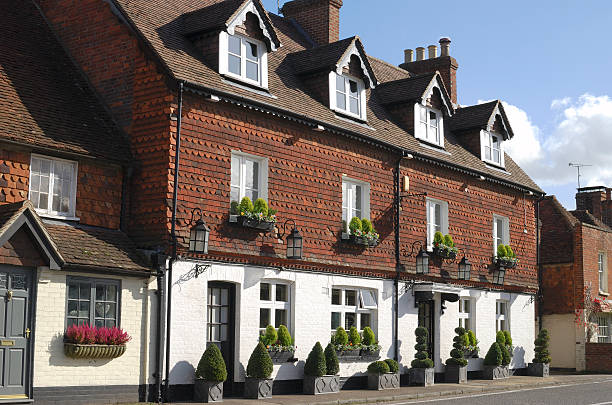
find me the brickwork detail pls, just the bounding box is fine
[0,228,46,267]
[281,0,342,45]
[585,343,612,372]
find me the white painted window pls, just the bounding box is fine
[481,131,505,167]
[219,32,268,88]
[29,154,77,218]
[230,151,268,204]
[493,215,510,255]
[342,178,370,225]
[598,314,611,343]
[259,282,291,333]
[66,277,120,328]
[426,198,449,249]
[496,301,509,332]
[329,72,367,121]
[331,287,376,332]
[458,298,473,331]
[415,104,444,147]
[599,252,608,293]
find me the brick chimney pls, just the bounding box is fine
[575,186,612,227]
[400,37,459,105]
[281,0,342,46]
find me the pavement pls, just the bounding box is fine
[172,373,612,405]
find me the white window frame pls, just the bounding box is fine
[219,31,268,89]
[342,177,370,225]
[29,154,78,219]
[259,281,291,334]
[230,151,268,204]
[458,298,473,331]
[598,252,608,294]
[331,287,377,333]
[414,103,444,147]
[329,72,367,121]
[481,130,505,167]
[493,215,510,256]
[597,314,611,343]
[426,198,449,250]
[496,300,509,332]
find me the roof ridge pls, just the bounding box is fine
[367,55,410,76]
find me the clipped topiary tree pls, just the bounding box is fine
[253,198,269,216]
[334,326,348,346]
[361,218,373,233]
[196,344,228,382]
[230,200,239,215]
[239,196,254,215]
[533,329,551,364]
[261,325,278,346]
[445,327,468,366]
[384,358,399,373]
[277,325,292,347]
[362,327,376,346]
[503,330,513,347]
[246,342,273,379]
[349,217,362,235]
[483,342,502,366]
[496,330,506,345]
[443,234,454,247]
[304,342,326,377]
[324,343,339,375]
[348,326,361,346]
[433,231,444,246]
[411,327,434,368]
[367,360,390,374]
[495,331,511,365]
[506,245,515,258]
[467,330,478,348]
[497,244,508,258]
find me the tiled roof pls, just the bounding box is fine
[0,0,130,162]
[570,210,612,232]
[450,100,515,140]
[111,0,542,192]
[375,73,437,105]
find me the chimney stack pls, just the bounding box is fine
[415,47,425,61]
[427,45,437,59]
[439,37,451,56]
[281,0,343,46]
[575,186,612,227]
[404,49,414,63]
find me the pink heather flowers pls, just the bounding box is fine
[65,324,131,345]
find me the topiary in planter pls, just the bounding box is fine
[246,342,273,379]
[348,326,361,346]
[261,325,278,346]
[304,342,326,377]
[384,358,399,373]
[496,331,511,366]
[443,234,454,248]
[253,198,269,216]
[196,344,228,382]
[324,343,339,375]
[230,200,239,215]
[503,331,512,346]
[362,327,376,346]
[411,327,434,368]
[445,327,468,366]
[349,217,362,235]
[433,231,444,245]
[277,325,292,347]
[361,218,373,233]
[533,329,551,364]
[334,326,348,346]
[483,342,502,366]
[239,196,254,215]
[497,244,508,258]
[367,360,390,374]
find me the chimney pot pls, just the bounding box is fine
[439,37,451,56]
[427,45,438,59]
[415,47,425,61]
[404,49,414,63]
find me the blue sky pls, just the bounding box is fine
[263,0,612,209]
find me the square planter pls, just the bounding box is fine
[368,372,400,390]
[244,377,273,399]
[303,375,340,395]
[194,379,223,403]
[467,357,484,372]
[527,363,549,377]
[482,365,510,380]
[408,368,434,386]
[237,216,275,232]
[444,364,467,384]
[268,350,295,364]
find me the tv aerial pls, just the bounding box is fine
[568,162,592,189]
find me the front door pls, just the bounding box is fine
[207,282,235,396]
[0,266,31,400]
[417,300,435,363]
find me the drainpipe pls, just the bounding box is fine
[393,152,406,361]
[154,257,166,404]
[164,81,184,400]
[536,195,545,331]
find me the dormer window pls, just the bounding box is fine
[481,131,505,167]
[220,32,268,88]
[329,73,367,121]
[415,104,444,147]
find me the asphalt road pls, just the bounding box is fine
[387,378,612,405]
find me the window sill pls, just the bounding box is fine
[332,110,369,126]
[599,291,610,297]
[221,76,276,98]
[417,140,449,154]
[37,211,80,222]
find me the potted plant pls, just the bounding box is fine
[444,327,469,383]
[230,197,277,232]
[528,329,551,377]
[503,330,513,358]
[465,329,480,358]
[432,232,458,259]
[409,327,434,386]
[482,340,509,380]
[342,217,379,247]
[360,326,381,359]
[64,324,131,359]
[332,326,360,359]
[495,244,518,268]
[497,331,512,368]
[367,359,400,390]
[194,344,227,402]
[260,325,295,363]
[244,342,274,399]
[303,342,340,395]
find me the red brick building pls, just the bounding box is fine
[540,190,612,372]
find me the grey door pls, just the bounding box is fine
[0,267,31,399]
[207,282,235,396]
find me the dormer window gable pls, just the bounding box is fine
[413,79,452,148]
[480,110,512,168]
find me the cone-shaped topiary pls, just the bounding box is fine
[196,344,228,382]
[496,330,506,345]
[261,325,277,346]
[362,327,376,346]
[483,342,503,366]
[334,326,348,346]
[349,217,362,234]
[503,331,512,347]
[411,327,434,368]
[230,200,239,215]
[277,325,292,347]
[443,234,454,247]
[253,198,269,216]
[246,342,273,379]
[433,231,444,245]
[497,244,508,258]
[445,327,468,366]
[348,326,361,346]
[500,344,511,365]
[324,343,339,375]
[361,218,373,233]
[239,197,254,214]
[367,360,390,374]
[304,342,326,377]
[533,329,551,364]
[467,329,478,349]
[384,358,399,373]
[506,245,515,258]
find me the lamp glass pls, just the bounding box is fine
[416,248,429,274]
[286,228,303,259]
[189,219,210,254]
[458,257,471,280]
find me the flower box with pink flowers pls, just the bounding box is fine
[64,324,131,359]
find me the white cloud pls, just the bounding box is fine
[551,97,571,109]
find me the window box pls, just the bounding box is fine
[360,348,380,359]
[64,343,126,359]
[237,215,275,232]
[268,349,296,364]
[341,232,379,247]
[464,348,479,359]
[432,246,457,260]
[336,348,361,359]
[495,257,518,269]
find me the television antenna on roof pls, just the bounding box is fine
[569,162,592,189]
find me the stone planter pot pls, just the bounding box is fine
[467,357,484,372]
[444,364,467,384]
[368,372,399,390]
[237,216,275,232]
[409,368,434,386]
[432,247,457,260]
[483,365,509,380]
[303,375,340,395]
[64,343,126,359]
[528,363,549,377]
[268,350,295,364]
[244,377,273,399]
[194,379,223,403]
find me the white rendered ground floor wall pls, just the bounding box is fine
[167,261,536,386]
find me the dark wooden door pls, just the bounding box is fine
[207,282,235,395]
[0,267,31,400]
[417,300,435,363]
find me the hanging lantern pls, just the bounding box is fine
[286,226,303,260]
[415,248,429,274]
[493,267,506,285]
[189,218,210,254]
[458,256,471,280]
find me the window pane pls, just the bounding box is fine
[79,301,89,318]
[276,284,288,302]
[493,150,501,163]
[336,91,346,110]
[231,156,241,187]
[345,313,356,330]
[68,284,79,299]
[360,290,376,308]
[420,106,427,122]
[260,283,271,301]
[259,308,270,329]
[228,54,241,75]
[96,286,105,301]
[246,61,258,81]
[331,289,341,305]
[360,313,371,329]
[429,111,437,128]
[246,42,258,60]
[331,312,340,329]
[336,75,345,92]
[354,185,362,211]
[275,309,287,328]
[245,160,259,190]
[67,301,78,317]
[345,290,356,306]
[349,96,359,115]
[228,35,241,55]
[434,204,441,229]
[485,146,491,160]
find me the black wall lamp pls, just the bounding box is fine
[402,240,429,274]
[188,208,210,254]
[458,256,471,280]
[277,219,303,260]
